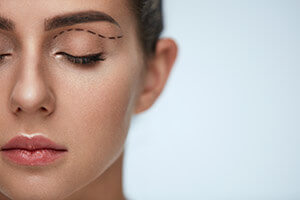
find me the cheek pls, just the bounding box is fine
[54,59,142,191]
[74,71,134,152]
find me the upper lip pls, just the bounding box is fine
[1,135,67,151]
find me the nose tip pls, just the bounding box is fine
[9,79,55,117]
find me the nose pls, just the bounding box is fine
[9,60,55,117]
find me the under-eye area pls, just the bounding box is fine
[52,28,123,40]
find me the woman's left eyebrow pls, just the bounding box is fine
[44,10,121,31]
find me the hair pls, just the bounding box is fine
[130,0,163,56]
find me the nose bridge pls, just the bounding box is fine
[9,35,55,117]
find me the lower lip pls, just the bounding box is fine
[1,149,67,166]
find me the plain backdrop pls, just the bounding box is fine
[123,0,300,199]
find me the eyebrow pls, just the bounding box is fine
[44,10,121,31]
[0,16,15,31]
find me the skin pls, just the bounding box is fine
[0,0,177,199]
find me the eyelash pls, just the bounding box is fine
[0,52,105,67]
[0,53,12,61]
[56,52,105,66]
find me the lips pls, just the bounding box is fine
[0,135,67,166]
[1,135,67,151]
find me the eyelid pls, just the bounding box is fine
[52,28,123,40]
[56,51,104,59]
[55,51,105,66]
[0,53,12,62]
[0,53,12,57]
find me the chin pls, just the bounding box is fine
[0,173,75,200]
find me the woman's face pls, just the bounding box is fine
[0,0,146,199]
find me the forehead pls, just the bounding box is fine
[0,0,133,32]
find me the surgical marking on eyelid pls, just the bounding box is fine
[87,30,96,35]
[52,28,123,40]
[98,34,105,38]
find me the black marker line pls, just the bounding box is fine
[98,34,106,38]
[52,28,122,40]
[87,30,96,35]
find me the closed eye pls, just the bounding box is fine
[0,53,12,60]
[56,52,105,66]
[0,53,12,64]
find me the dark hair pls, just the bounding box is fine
[131,0,163,56]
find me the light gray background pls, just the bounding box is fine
[123,0,300,199]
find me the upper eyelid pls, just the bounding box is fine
[57,52,105,65]
[56,51,103,58]
[0,53,12,56]
[52,28,123,40]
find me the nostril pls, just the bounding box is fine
[41,107,47,112]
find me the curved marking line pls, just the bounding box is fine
[98,34,106,38]
[87,30,96,35]
[52,28,122,40]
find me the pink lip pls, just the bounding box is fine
[1,135,67,166]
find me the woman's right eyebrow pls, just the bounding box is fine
[0,16,15,31]
[44,10,121,31]
[0,10,121,32]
